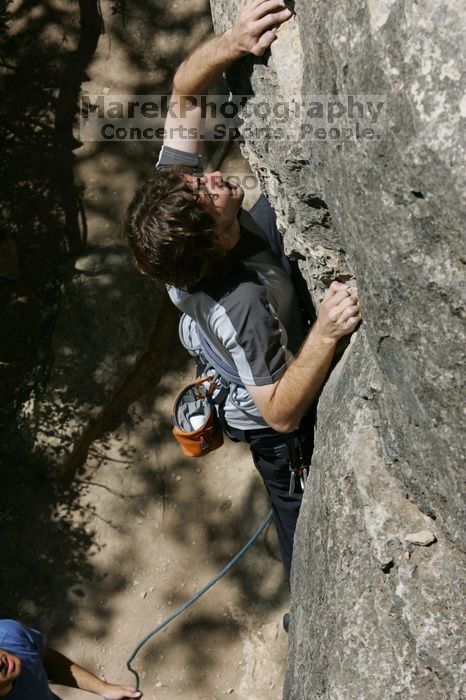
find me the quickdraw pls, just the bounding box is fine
[288,432,309,495]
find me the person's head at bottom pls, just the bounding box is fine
[0,648,21,696]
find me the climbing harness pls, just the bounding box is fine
[126,509,273,692]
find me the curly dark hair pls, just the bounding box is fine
[125,165,226,288]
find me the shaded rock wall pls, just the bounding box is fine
[210,0,465,697]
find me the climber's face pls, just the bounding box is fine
[185,170,244,241]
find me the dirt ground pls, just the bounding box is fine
[2,348,290,700]
[45,361,289,700]
[2,156,289,699]
[1,2,290,697]
[47,131,285,697]
[2,199,291,687]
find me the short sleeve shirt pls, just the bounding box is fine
[156,145,204,175]
[0,619,54,698]
[157,146,305,430]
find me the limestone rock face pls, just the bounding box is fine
[210,0,465,697]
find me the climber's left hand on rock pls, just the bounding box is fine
[227,0,293,57]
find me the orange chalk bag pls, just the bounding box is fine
[171,375,224,458]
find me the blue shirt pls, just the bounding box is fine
[0,619,53,698]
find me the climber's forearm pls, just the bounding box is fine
[173,31,242,97]
[247,327,337,433]
[173,0,292,94]
[165,33,242,154]
[163,1,292,153]
[247,282,361,433]
[267,327,337,432]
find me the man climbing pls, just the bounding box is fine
[0,619,142,699]
[125,0,360,586]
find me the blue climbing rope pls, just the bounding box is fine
[126,509,273,691]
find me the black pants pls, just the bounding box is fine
[227,413,315,583]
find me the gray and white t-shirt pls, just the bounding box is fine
[158,146,305,430]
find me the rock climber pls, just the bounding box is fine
[125,0,360,587]
[0,618,142,699]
